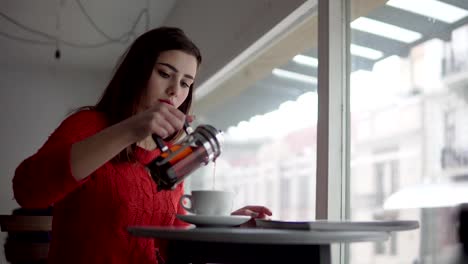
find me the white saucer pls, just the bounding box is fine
[255,219,419,232]
[176,214,251,227]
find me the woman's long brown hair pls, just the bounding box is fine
[86,27,202,162]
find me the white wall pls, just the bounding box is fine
[0,65,107,263]
[0,66,108,213]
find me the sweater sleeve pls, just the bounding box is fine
[13,110,108,209]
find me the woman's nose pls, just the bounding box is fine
[166,81,180,96]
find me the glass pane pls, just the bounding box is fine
[186,6,319,221]
[349,0,468,263]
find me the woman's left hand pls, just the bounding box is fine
[231,205,272,219]
[231,205,272,227]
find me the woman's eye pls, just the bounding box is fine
[181,82,190,88]
[158,70,170,78]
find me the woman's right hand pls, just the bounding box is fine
[125,103,187,142]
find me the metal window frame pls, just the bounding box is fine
[316,0,351,263]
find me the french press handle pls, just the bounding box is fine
[152,134,169,152]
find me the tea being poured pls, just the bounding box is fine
[212,161,217,190]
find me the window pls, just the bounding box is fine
[350,1,468,263]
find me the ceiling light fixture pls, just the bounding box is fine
[351,17,422,43]
[294,45,384,64]
[293,54,318,67]
[272,68,317,84]
[386,0,468,24]
[350,44,384,60]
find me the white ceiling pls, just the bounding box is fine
[1,0,176,72]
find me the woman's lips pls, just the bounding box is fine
[158,99,173,106]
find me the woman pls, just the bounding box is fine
[13,27,271,264]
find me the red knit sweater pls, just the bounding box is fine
[13,110,188,264]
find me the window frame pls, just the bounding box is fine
[316,0,351,263]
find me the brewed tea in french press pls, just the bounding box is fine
[147,123,223,191]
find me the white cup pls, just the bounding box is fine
[179,190,234,216]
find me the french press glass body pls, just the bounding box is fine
[147,124,223,191]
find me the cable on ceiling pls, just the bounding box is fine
[0,0,150,49]
[55,0,62,59]
[0,31,52,45]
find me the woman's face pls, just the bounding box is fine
[139,50,198,111]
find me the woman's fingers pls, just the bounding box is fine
[151,112,173,138]
[241,206,272,216]
[150,104,186,138]
[186,115,196,123]
[231,206,273,219]
[231,208,255,216]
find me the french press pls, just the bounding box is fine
[147,123,223,191]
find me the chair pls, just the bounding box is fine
[0,208,52,264]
